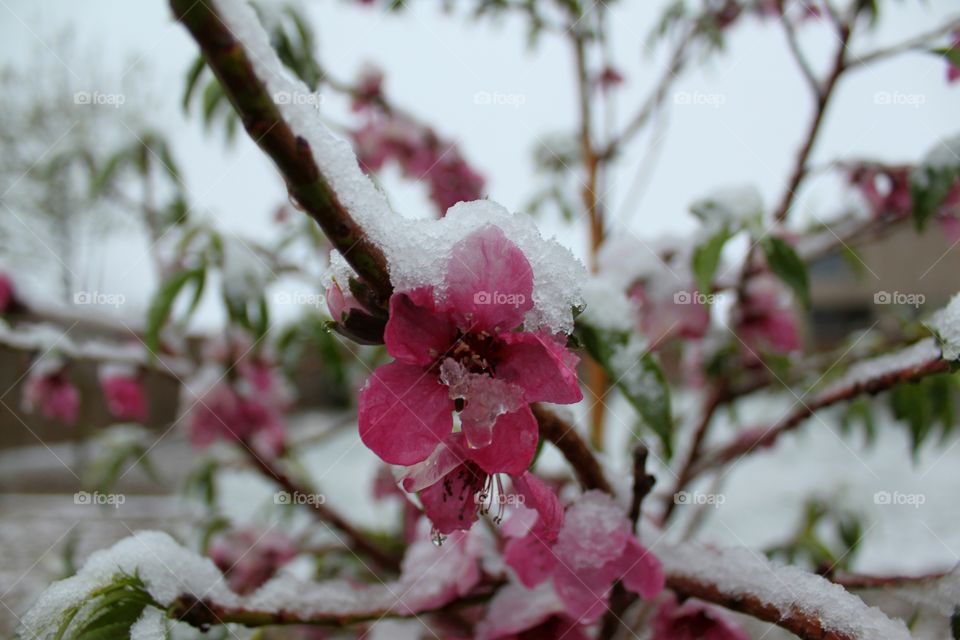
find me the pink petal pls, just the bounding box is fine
[555,491,632,571]
[620,537,664,599]
[101,375,148,422]
[652,594,751,640]
[476,582,567,640]
[495,332,582,404]
[417,461,486,534]
[401,439,464,493]
[504,533,558,588]
[444,225,534,333]
[398,522,481,613]
[358,361,452,466]
[512,472,563,537]
[552,559,617,624]
[465,407,539,476]
[384,287,457,366]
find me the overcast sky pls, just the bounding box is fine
[0,0,957,322]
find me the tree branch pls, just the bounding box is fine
[533,403,612,493]
[169,0,393,306]
[692,339,949,477]
[242,446,401,573]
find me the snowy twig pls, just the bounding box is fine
[692,339,949,477]
[241,445,401,573]
[533,404,612,493]
[169,0,393,306]
[832,569,950,590]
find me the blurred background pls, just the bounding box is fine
[1,0,959,636]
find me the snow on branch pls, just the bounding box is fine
[654,537,913,640]
[171,0,585,334]
[694,338,950,475]
[20,530,480,637]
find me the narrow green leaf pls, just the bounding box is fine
[762,235,810,307]
[145,267,205,355]
[691,228,729,296]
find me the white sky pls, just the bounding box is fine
[0,0,958,321]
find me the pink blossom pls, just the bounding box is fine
[22,366,80,426]
[651,593,750,640]
[352,114,484,214]
[395,518,484,613]
[0,273,14,314]
[504,488,665,624]
[848,165,912,220]
[631,281,711,346]
[100,374,148,422]
[359,225,581,532]
[477,582,590,640]
[735,274,801,357]
[209,528,298,595]
[186,357,289,456]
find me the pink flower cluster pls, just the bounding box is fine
[208,528,298,595]
[735,274,801,358]
[22,363,80,426]
[631,280,710,347]
[99,368,148,423]
[187,352,290,457]
[350,67,484,214]
[358,225,581,533]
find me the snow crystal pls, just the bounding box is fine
[690,185,763,233]
[653,537,913,640]
[130,607,168,640]
[579,278,635,332]
[926,293,960,361]
[817,338,942,398]
[212,0,585,333]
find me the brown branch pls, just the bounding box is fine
[242,446,401,573]
[666,574,860,640]
[692,344,949,478]
[773,20,853,223]
[660,384,724,524]
[533,403,611,493]
[832,569,949,590]
[169,0,392,307]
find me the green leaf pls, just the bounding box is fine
[911,136,960,231]
[691,228,729,296]
[931,47,960,74]
[577,323,674,458]
[762,235,810,307]
[145,267,205,355]
[182,55,207,112]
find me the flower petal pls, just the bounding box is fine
[384,287,457,366]
[504,533,558,589]
[418,462,486,534]
[495,332,582,404]
[465,407,538,476]
[358,361,452,465]
[555,491,631,571]
[444,225,534,333]
[620,537,664,599]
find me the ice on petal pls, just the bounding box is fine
[439,358,525,448]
